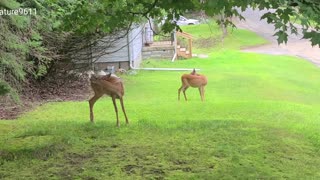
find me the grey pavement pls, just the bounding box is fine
[234,8,320,67]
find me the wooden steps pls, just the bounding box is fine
[176,32,193,59]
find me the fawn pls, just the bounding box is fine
[89,73,129,127]
[178,69,207,101]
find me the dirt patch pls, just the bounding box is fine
[0,96,37,120]
[0,73,92,120]
[65,152,94,165]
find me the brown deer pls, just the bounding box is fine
[178,69,207,101]
[89,73,129,127]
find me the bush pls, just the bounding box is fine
[0,81,10,95]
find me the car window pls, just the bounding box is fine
[179,16,187,21]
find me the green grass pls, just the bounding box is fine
[1,23,320,179]
[180,21,269,54]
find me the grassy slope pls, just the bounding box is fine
[1,23,320,179]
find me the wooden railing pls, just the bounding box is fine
[176,31,193,58]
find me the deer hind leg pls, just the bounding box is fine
[119,97,129,124]
[178,86,183,100]
[89,94,103,122]
[111,96,120,127]
[199,86,205,101]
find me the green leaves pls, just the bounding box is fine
[261,12,289,44]
[0,81,11,96]
[261,12,277,24]
[274,30,288,44]
[279,8,291,24]
[303,31,320,47]
[258,1,320,46]
[31,0,320,47]
[0,0,20,9]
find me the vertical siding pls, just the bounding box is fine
[93,24,144,69]
[128,25,143,68]
[95,35,129,63]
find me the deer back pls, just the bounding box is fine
[90,74,124,98]
[181,74,207,87]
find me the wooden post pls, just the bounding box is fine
[176,31,193,59]
[188,38,192,58]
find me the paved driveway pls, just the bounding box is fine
[234,8,320,67]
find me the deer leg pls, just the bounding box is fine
[178,86,183,101]
[111,96,120,127]
[178,85,188,101]
[199,86,205,101]
[89,94,102,123]
[202,86,205,101]
[179,77,190,101]
[119,97,129,124]
[182,86,189,101]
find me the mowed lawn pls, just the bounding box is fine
[1,23,320,179]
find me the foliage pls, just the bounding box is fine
[0,81,10,95]
[201,0,320,46]
[0,0,56,100]
[46,0,320,48]
[257,0,320,46]
[0,0,319,102]
[0,0,29,99]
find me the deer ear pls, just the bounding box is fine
[106,73,112,78]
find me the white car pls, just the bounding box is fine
[176,16,200,26]
[160,16,200,26]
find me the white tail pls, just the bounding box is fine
[89,73,129,127]
[178,69,208,101]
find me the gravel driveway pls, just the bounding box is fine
[234,8,320,67]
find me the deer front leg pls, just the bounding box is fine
[111,96,120,127]
[119,97,129,124]
[178,86,189,101]
[182,86,189,101]
[89,94,102,122]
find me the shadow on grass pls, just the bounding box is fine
[0,119,243,160]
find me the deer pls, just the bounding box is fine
[88,72,129,127]
[178,69,208,101]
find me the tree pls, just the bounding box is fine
[0,0,63,100]
[0,0,33,100]
[55,0,320,47]
[1,0,319,102]
[0,81,10,96]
